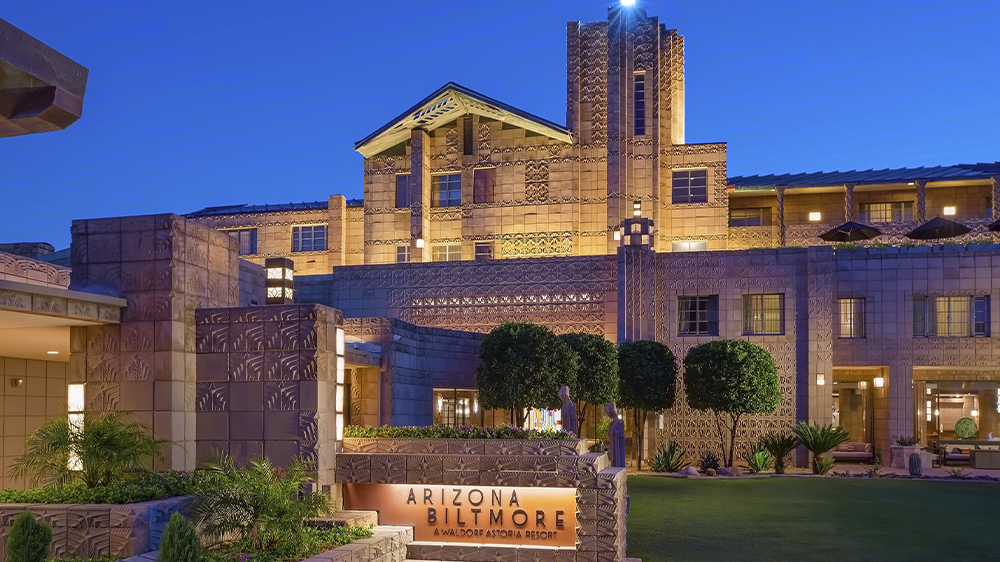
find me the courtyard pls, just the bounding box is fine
[627,475,1000,562]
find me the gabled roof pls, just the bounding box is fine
[185,199,363,219]
[729,162,1000,191]
[355,82,573,158]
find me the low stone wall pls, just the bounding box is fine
[336,438,628,562]
[0,496,186,559]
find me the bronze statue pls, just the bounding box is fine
[558,385,578,435]
[605,402,625,468]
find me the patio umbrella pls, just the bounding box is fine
[818,221,882,242]
[905,216,972,240]
[987,217,1000,232]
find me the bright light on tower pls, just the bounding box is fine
[621,0,636,6]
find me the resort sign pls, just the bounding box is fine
[343,484,577,546]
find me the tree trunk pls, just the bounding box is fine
[713,411,727,462]
[576,400,587,434]
[633,409,645,471]
[727,413,741,468]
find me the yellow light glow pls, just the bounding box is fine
[68,384,85,413]
[336,414,344,441]
[816,374,825,386]
[336,357,345,384]
[47,350,59,355]
[415,238,425,248]
[336,328,345,356]
[873,376,885,389]
[613,231,621,241]
[809,212,821,222]
[972,409,979,417]
[858,381,868,390]
[267,268,283,279]
[336,385,344,413]
[943,206,956,216]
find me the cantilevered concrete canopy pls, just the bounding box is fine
[355,82,573,158]
[0,18,88,138]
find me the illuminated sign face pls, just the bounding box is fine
[343,484,577,546]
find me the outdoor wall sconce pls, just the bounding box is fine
[971,409,979,417]
[873,376,885,389]
[808,212,821,222]
[10,378,23,388]
[943,206,956,216]
[633,200,642,217]
[816,374,825,386]
[414,238,425,249]
[858,380,868,390]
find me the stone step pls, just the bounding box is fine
[406,541,578,562]
[300,524,414,562]
[308,509,379,528]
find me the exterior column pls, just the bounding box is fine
[616,235,656,343]
[328,195,346,267]
[410,128,431,262]
[992,176,1000,219]
[844,182,856,222]
[915,180,926,223]
[776,185,787,247]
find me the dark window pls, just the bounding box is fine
[225,228,257,255]
[463,116,474,155]
[678,295,719,336]
[914,296,990,337]
[292,225,327,252]
[742,293,784,335]
[860,202,913,223]
[396,245,410,263]
[672,170,708,204]
[432,174,462,207]
[839,298,866,338]
[475,242,494,261]
[473,168,495,204]
[730,207,772,227]
[634,73,646,136]
[395,175,409,208]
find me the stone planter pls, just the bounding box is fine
[891,445,926,468]
[0,496,186,560]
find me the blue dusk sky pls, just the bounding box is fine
[2,0,998,249]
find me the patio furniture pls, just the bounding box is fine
[830,442,873,462]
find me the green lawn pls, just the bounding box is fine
[626,475,1000,562]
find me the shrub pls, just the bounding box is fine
[191,452,332,552]
[0,471,210,505]
[759,431,798,474]
[698,451,720,472]
[342,425,575,440]
[6,511,52,562]
[893,435,920,446]
[864,458,883,478]
[648,441,688,472]
[158,512,202,562]
[742,449,773,474]
[793,422,850,474]
[8,411,168,488]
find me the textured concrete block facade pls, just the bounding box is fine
[0,357,68,489]
[338,438,628,562]
[0,251,70,288]
[195,304,343,484]
[0,497,185,560]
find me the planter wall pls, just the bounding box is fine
[0,496,186,559]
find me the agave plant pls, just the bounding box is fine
[792,422,850,474]
[190,451,332,551]
[742,448,773,474]
[698,451,721,472]
[8,411,167,488]
[648,441,689,472]
[758,431,798,474]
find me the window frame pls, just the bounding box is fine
[473,168,495,205]
[396,245,411,263]
[859,201,913,224]
[474,242,494,261]
[432,243,462,262]
[223,228,258,255]
[633,72,646,137]
[742,293,785,336]
[729,207,772,227]
[838,297,866,338]
[395,174,409,208]
[431,173,462,207]
[671,169,708,204]
[291,224,327,253]
[677,295,719,336]
[914,296,990,337]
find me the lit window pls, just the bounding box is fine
[68,384,85,471]
[672,170,707,204]
[292,225,327,252]
[432,174,462,207]
[730,208,772,227]
[672,241,707,252]
[743,294,785,335]
[432,243,462,262]
[634,73,646,136]
[839,298,866,338]
[224,229,257,255]
[943,206,956,216]
[678,296,719,336]
[808,212,821,222]
[860,202,913,224]
[475,242,494,261]
[473,169,495,204]
[396,245,410,263]
[395,175,409,208]
[914,296,989,337]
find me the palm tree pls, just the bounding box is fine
[759,430,799,474]
[793,422,850,474]
[190,451,332,551]
[8,411,167,488]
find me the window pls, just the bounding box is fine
[432,243,462,262]
[672,241,707,252]
[730,208,772,227]
[839,298,866,338]
[68,384,85,470]
[914,296,990,337]
[395,175,409,208]
[678,296,719,336]
[292,225,327,252]
[432,174,462,207]
[672,170,707,204]
[396,245,410,263]
[633,73,646,136]
[860,202,913,223]
[475,242,494,261]
[473,168,495,204]
[225,228,257,255]
[742,294,784,335]
[463,116,474,156]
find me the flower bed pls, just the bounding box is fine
[343,424,576,440]
[202,525,373,562]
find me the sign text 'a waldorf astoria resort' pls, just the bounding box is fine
[343,484,577,546]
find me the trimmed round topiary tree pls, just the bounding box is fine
[617,340,677,471]
[6,510,52,562]
[158,512,202,562]
[559,332,619,432]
